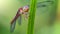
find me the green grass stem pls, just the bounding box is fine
[27,0,37,34]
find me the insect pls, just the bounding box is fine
[10,0,54,32]
[10,6,29,32]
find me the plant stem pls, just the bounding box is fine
[27,0,37,34]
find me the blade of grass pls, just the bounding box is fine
[27,0,37,34]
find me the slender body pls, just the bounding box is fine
[10,6,29,32]
[11,7,29,24]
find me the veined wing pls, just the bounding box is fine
[37,1,53,8]
[10,11,20,32]
[28,1,54,8]
[18,14,22,25]
[10,20,16,33]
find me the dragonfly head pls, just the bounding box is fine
[23,6,29,12]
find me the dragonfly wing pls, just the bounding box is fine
[10,20,16,33]
[37,1,53,8]
[18,15,22,25]
[10,11,20,32]
[28,1,53,8]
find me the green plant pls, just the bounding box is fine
[27,0,37,34]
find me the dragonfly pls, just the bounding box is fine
[10,0,54,32]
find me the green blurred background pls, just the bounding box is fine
[0,0,60,34]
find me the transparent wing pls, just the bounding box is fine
[28,1,53,8]
[37,1,53,8]
[18,15,22,25]
[10,20,16,33]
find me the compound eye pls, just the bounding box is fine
[22,6,29,12]
[23,6,29,10]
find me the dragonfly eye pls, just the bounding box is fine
[23,6,29,12]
